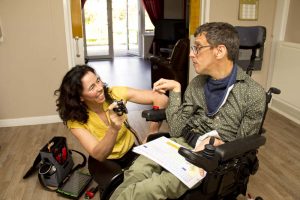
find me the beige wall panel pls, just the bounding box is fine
[285,0,300,43]
[0,0,69,119]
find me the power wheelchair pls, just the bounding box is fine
[143,87,280,200]
[87,26,280,200]
[93,86,279,200]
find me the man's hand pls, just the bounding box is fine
[194,137,224,176]
[153,78,181,93]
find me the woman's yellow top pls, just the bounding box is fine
[67,86,134,159]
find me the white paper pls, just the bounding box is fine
[133,136,206,188]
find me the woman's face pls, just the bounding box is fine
[80,71,106,105]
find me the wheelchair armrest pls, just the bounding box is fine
[179,146,219,172]
[216,134,266,162]
[178,134,266,172]
[142,109,166,122]
[146,132,170,142]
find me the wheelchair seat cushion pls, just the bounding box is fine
[87,149,137,194]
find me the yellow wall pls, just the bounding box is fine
[71,0,83,38]
[189,0,201,35]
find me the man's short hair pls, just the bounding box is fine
[194,22,240,61]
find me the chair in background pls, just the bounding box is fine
[235,26,266,76]
[149,38,190,93]
[152,19,186,57]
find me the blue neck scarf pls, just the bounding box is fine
[204,65,237,117]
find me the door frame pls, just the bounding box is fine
[83,0,114,60]
[63,0,146,65]
[126,0,142,56]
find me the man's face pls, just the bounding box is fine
[189,34,215,75]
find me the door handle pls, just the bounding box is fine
[75,36,80,57]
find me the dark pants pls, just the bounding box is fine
[87,147,137,193]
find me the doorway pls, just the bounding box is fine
[83,0,140,60]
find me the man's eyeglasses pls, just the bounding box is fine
[190,45,212,55]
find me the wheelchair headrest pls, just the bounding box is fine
[235,26,266,49]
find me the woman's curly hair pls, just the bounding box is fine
[54,65,113,124]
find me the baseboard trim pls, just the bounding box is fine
[0,115,62,127]
[270,97,300,125]
[2,99,299,127]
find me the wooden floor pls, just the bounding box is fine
[0,109,299,200]
[89,57,153,112]
[1,57,299,200]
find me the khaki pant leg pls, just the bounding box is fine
[110,157,189,200]
[110,155,163,200]
[110,137,192,200]
[112,169,188,200]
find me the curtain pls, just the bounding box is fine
[141,0,164,24]
[81,0,87,8]
[142,0,164,55]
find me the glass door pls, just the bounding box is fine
[127,0,139,55]
[83,0,113,59]
[83,0,140,59]
[111,0,139,56]
[111,0,127,56]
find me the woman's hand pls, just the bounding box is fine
[153,78,181,93]
[108,102,126,131]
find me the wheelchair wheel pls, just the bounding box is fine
[255,197,263,200]
[223,193,239,200]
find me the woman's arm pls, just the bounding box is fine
[125,87,168,108]
[71,104,126,161]
[125,87,169,136]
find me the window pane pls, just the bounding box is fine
[145,11,154,33]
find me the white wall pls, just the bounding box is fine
[142,34,154,59]
[270,42,300,124]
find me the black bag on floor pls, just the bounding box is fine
[23,136,91,197]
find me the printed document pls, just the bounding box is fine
[133,136,206,188]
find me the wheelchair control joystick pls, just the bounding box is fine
[202,136,216,159]
[202,144,216,159]
[113,100,128,116]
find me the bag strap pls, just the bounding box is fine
[69,149,87,174]
[23,153,41,179]
[38,173,58,191]
[38,149,87,191]
[124,120,142,145]
[34,149,87,192]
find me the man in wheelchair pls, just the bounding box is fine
[109,22,266,200]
